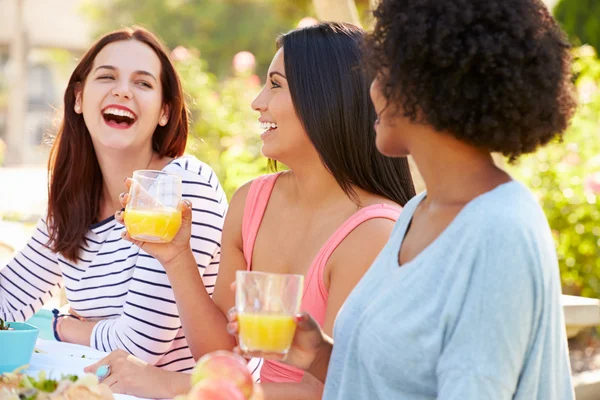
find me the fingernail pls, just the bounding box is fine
[227,307,236,319]
[184,199,192,208]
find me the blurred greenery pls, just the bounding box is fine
[554,0,600,51]
[82,0,376,78]
[82,0,313,78]
[509,45,600,299]
[174,49,269,198]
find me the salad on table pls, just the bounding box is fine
[0,371,113,400]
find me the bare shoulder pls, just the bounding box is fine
[335,217,395,257]
[228,172,285,212]
[228,179,254,214]
[352,184,403,212]
[359,192,401,209]
[329,190,399,268]
[323,216,396,299]
[221,179,255,242]
[328,217,395,276]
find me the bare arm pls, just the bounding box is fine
[162,181,252,359]
[59,318,96,345]
[305,334,334,384]
[210,182,252,323]
[321,218,394,336]
[162,249,234,357]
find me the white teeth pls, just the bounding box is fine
[260,122,278,130]
[103,107,135,120]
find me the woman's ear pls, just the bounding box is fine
[159,104,170,126]
[74,83,83,114]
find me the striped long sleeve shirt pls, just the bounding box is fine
[0,155,226,372]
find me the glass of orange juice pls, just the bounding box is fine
[236,271,304,355]
[124,170,182,243]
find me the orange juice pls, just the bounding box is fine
[238,313,297,354]
[124,208,182,243]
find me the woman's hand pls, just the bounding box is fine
[84,350,191,399]
[116,178,193,267]
[227,308,326,373]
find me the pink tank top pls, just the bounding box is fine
[242,173,402,383]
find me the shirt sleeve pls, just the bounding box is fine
[183,166,226,295]
[0,217,62,322]
[89,163,226,364]
[436,223,541,399]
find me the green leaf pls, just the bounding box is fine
[509,46,600,301]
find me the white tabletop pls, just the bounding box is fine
[27,339,143,400]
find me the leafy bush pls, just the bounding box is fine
[175,49,269,199]
[84,0,312,78]
[554,0,600,52]
[509,46,600,298]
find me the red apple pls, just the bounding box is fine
[188,379,246,400]
[191,351,254,399]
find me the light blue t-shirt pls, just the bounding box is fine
[323,181,573,400]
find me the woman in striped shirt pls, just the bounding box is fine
[0,27,225,373]
[86,22,416,399]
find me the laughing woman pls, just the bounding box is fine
[0,27,226,373]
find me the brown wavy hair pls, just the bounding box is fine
[47,27,188,261]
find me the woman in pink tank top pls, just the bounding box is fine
[226,22,415,399]
[86,22,415,400]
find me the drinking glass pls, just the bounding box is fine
[236,271,304,355]
[124,170,182,243]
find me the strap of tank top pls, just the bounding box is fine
[304,204,402,301]
[241,173,282,270]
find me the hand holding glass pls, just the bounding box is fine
[124,170,182,243]
[236,271,304,355]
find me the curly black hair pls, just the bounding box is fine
[365,0,577,160]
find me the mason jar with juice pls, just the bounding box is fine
[236,271,304,355]
[124,170,182,243]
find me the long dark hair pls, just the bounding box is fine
[276,22,416,206]
[47,27,188,261]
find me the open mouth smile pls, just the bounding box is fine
[102,105,138,129]
[260,121,278,133]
